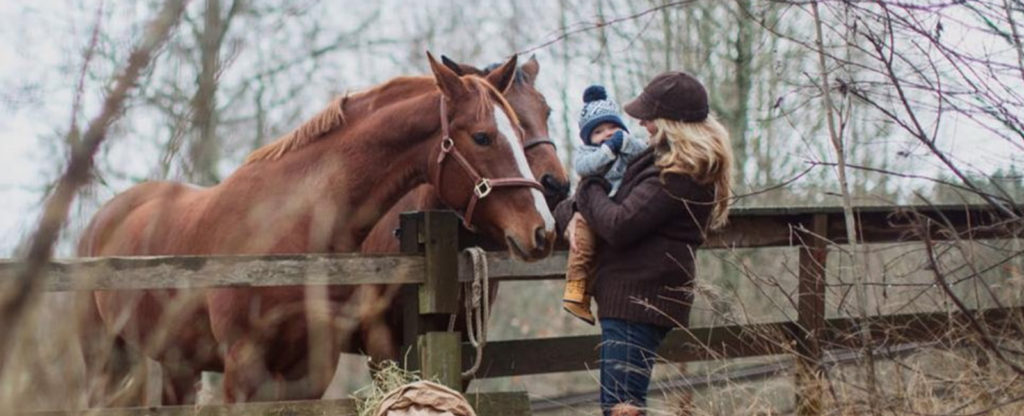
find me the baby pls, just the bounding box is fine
[564,85,647,324]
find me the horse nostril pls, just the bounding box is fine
[534,226,548,249]
[540,175,557,193]
[541,175,570,198]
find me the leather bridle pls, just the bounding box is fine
[522,137,556,150]
[431,97,544,229]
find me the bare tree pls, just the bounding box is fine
[0,0,188,377]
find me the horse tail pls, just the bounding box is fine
[75,292,150,407]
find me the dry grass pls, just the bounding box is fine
[353,360,421,416]
[2,231,1020,415]
[521,237,1024,415]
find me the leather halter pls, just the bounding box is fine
[523,137,556,150]
[432,97,544,229]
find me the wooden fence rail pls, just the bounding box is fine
[5,204,1021,416]
[3,204,1013,291]
[0,253,426,292]
[31,391,530,416]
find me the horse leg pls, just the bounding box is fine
[160,364,201,405]
[77,293,148,407]
[89,343,152,407]
[222,337,270,402]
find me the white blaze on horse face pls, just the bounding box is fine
[493,105,556,232]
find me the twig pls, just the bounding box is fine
[516,0,698,56]
[67,0,105,149]
[920,221,1024,377]
[811,2,881,412]
[0,0,189,374]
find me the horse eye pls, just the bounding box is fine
[472,133,491,146]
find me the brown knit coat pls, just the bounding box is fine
[554,148,714,328]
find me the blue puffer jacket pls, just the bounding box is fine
[572,131,647,196]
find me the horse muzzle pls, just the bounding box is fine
[505,225,554,261]
[540,174,570,209]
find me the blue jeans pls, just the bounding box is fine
[599,318,670,415]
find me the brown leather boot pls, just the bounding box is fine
[562,279,595,325]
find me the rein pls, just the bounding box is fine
[432,96,543,229]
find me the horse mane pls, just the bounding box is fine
[244,95,349,164]
[243,75,519,164]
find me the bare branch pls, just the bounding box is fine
[0,0,189,373]
[516,0,698,55]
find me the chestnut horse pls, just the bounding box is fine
[449,55,570,208]
[355,56,567,361]
[361,55,567,253]
[77,53,554,404]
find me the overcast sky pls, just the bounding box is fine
[2,1,1021,257]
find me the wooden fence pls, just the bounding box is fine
[5,204,1021,415]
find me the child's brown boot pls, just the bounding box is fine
[562,279,595,325]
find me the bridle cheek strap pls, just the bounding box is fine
[432,97,543,230]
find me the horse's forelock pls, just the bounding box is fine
[464,76,521,139]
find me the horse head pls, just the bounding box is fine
[426,53,555,260]
[441,55,570,210]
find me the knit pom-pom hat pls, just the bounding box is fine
[578,85,628,145]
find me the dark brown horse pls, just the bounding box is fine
[355,56,568,362]
[77,53,555,404]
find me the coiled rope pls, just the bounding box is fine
[459,247,489,379]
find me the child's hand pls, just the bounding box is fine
[605,130,625,153]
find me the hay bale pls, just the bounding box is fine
[354,361,475,416]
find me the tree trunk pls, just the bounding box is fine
[190,0,225,185]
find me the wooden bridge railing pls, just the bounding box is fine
[3,204,1021,416]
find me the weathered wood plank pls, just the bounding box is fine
[706,204,1017,249]
[27,399,357,416]
[7,205,1011,293]
[420,211,460,315]
[458,251,567,282]
[796,214,828,416]
[818,307,1024,348]
[419,331,463,390]
[27,391,529,415]
[0,253,425,292]
[466,205,1015,282]
[465,307,1024,378]
[465,391,531,416]
[462,323,791,379]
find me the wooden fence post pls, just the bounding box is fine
[796,214,828,415]
[399,211,463,390]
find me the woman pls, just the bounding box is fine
[554,71,733,415]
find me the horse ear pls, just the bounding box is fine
[428,51,466,99]
[520,55,539,85]
[484,54,518,93]
[441,55,465,76]
[443,55,488,77]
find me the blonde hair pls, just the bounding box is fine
[649,115,733,230]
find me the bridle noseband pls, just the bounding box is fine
[431,97,544,230]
